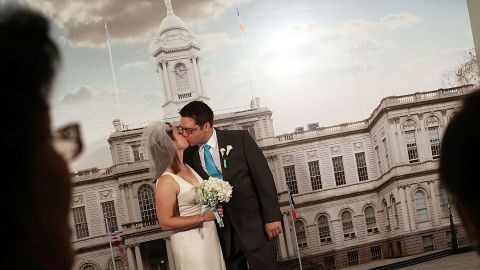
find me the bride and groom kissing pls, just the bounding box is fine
[142,101,283,270]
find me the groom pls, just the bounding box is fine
[180,101,283,270]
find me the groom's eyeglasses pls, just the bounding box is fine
[176,125,200,135]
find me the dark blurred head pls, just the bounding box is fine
[440,87,480,252]
[1,7,60,162]
[1,7,73,268]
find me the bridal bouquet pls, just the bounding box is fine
[195,177,233,227]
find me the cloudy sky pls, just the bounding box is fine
[8,0,475,171]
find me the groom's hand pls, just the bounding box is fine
[265,221,282,240]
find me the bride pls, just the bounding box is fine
[142,121,226,270]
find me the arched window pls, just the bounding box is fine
[317,215,332,244]
[365,206,377,232]
[80,264,97,270]
[295,220,308,248]
[391,197,399,227]
[415,191,428,222]
[341,211,355,238]
[439,187,449,218]
[383,200,391,230]
[108,258,125,270]
[138,185,157,224]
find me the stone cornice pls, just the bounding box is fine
[259,85,474,148]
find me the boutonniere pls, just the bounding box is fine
[220,145,233,168]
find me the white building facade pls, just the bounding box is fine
[70,1,474,269]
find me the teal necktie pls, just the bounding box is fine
[203,144,223,179]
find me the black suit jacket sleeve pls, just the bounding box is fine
[243,131,282,224]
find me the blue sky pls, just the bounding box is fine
[9,0,474,170]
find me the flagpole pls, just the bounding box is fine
[104,18,122,118]
[288,189,303,270]
[234,1,255,101]
[104,217,118,270]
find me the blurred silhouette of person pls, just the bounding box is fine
[1,7,81,269]
[440,86,480,254]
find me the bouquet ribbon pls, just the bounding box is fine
[201,204,224,228]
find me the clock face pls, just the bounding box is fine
[174,64,187,77]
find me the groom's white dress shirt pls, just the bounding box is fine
[198,129,223,174]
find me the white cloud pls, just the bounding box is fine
[25,0,251,46]
[61,85,93,104]
[197,32,239,52]
[119,60,150,71]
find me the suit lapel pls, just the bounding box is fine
[215,128,228,180]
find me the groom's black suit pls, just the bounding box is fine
[184,129,282,270]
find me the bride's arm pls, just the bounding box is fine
[155,175,217,231]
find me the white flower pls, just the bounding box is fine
[226,145,233,156]
[195,177,233,205]
[220,148,226,158]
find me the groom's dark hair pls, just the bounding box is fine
[180,101,214,126]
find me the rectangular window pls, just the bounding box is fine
[347,251,359,266]
[131,143,145,162]
[102,201,118,232]
[332,156,346,186]
[422,235,435,252]
[375,146,382,174]
[370,246,383,260]
[428,127,440,159]
[355,152,368,181]
[284,165,298,195]
[324,256,335,269]
[242,125,256,140]
[308,161,322,190]
[405,130,419,163]
[382,138,390,169]
[72,206,89,239]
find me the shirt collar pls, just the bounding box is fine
[202,128,218,150]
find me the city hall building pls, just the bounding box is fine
[70,2,474,270]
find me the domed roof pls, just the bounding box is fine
[158,14,188,34]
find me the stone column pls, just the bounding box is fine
[428,181,440,225]
[283,213,294,257]
[440,109,448,140]
[128,183,139,222]
[157,62,168,101]
[405,186,416,230]
[127,246,136,270]
[191,57,202,96]
[134,245,144,270]
[196,58,205,94]
[161,61,173,100]
[392,117,403,165]
[398,186,411,232]
[165,237,176,270]
[120,184,131,223]
[278,223,288,260]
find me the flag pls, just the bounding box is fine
[236,7,246,32]
[109,229,126,257]
[289,192,297,220]
[239,23,246,33]
[104,18,110,40]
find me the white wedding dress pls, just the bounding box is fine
[160,167,226,270]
